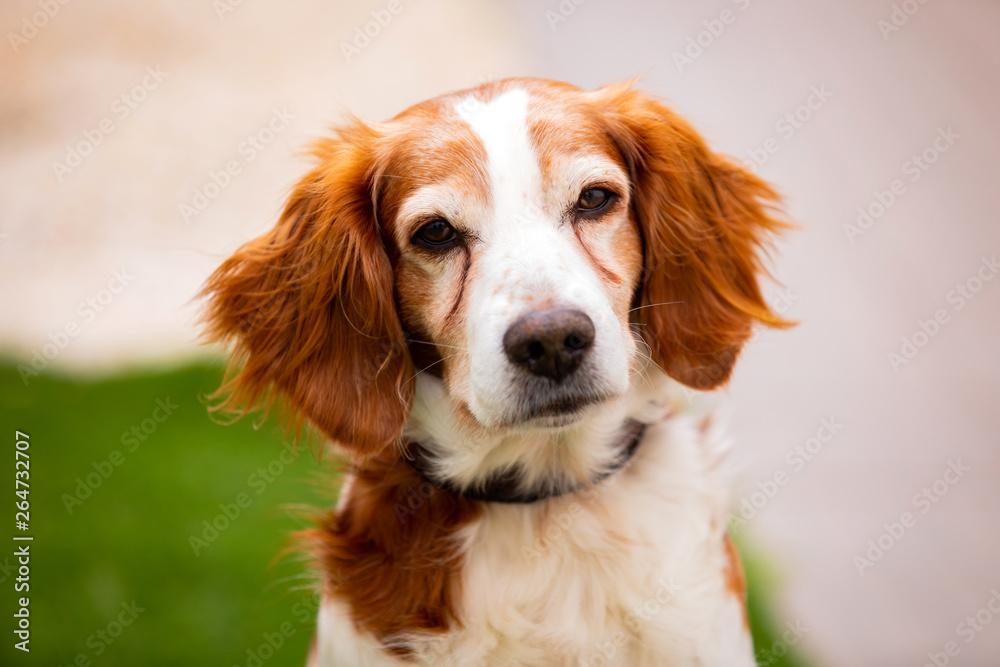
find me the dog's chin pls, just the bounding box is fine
[499,391,618,431]
[519,409,587,430]
[464,368,630,432]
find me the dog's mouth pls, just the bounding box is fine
[504,392,612,428]
[525,397,592,419]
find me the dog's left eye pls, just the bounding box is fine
[413,219,458,249]
[576,187,613,212]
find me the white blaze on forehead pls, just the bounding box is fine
[449,87,633,426]
[453,88,542,223]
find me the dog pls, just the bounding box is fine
[202,77,791,666]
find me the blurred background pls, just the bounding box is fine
[1,0,998,665]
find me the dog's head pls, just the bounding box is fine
[203,78,789,474]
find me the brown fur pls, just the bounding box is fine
[200,108,485,655]
[593,83,794,389]
[200,78,788,655]
[200,123,414,458]
[301,456,480,657]
[723,534,750,629]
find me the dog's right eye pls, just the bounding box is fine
[576,187,614,212]
[412,219,458,249]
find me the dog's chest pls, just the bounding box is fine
[313,416,755,667]
[419,419,754,667]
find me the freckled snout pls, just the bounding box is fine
[502,308,595,383]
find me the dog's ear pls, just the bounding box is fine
[595,83,793,389]
[201,122,413,457]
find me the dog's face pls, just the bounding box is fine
[387,85,642,431]
[203,78,789,460]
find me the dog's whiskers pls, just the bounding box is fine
[405,337,468,352]
[619,301,683,319]
[405,352,460,383]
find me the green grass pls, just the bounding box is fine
[0,361,808,666]
[741,540,812,667]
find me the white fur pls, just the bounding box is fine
[310,87,756,665]
[314,369,754,666]
[428,373,752,666]
[454,89,634,431]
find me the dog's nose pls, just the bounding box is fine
[502,308,595,383]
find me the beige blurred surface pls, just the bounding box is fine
[2,1,1000,665]
[0,0,533,367]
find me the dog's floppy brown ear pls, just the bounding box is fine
[596,83,793,389]
[201,122,413,457]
